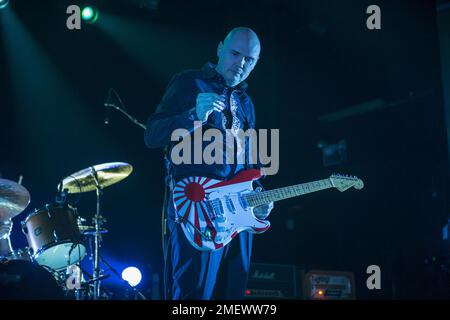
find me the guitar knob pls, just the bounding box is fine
[204,227,212,240]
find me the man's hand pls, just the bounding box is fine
[196,93,226,122]
[253,202,274,220]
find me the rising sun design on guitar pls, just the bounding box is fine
[172,169,364,251]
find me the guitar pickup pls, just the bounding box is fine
[207,199,224,220]
[205,201,215,218]
[238,193,251,210]
[225,196,236,213]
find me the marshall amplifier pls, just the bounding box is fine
[245,263,299,299]
[302,270,356,300]
[245,263,356,300]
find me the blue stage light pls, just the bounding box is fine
[121,267,142,287]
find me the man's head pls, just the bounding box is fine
[215,27,261,87]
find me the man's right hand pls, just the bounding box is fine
[195,93,226,122]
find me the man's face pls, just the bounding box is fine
[216,32,260,87]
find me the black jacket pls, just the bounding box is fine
[145,63,260,182]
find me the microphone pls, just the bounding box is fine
[104,89,113,125]
[104,104,110,125]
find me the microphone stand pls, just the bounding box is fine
[104,103,147,130]
[97,89,148,300]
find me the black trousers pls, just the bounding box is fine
[164,218,253,300]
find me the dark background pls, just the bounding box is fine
[1,0,449,299]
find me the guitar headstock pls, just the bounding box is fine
[329,174,364,192]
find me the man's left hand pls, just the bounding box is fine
[253,202,274,220]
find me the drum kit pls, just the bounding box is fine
[0,162,135,299]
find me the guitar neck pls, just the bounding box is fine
[244,179,333,207]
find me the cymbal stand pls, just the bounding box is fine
[90,166,106,299]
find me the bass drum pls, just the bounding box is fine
[0,260,64,299]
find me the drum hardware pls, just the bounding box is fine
[92,167,105,300]
[58,162,133,300]
[6,162,136,299]
[83,273,110,285]
[0,247,32,262]
[79,226,108,235]
[77,216,109,235]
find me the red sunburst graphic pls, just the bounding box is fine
[184,182,205,202]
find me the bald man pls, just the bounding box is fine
[145,27,273,300]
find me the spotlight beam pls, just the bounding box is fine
[0,0,10,10]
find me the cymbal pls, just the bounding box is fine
[59,162,133,194]
[0,179,31,221]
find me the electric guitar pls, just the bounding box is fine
[173,169,364,251]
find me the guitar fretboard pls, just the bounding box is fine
[244,179,333,207]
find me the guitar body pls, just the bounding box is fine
[172,169,271,251]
